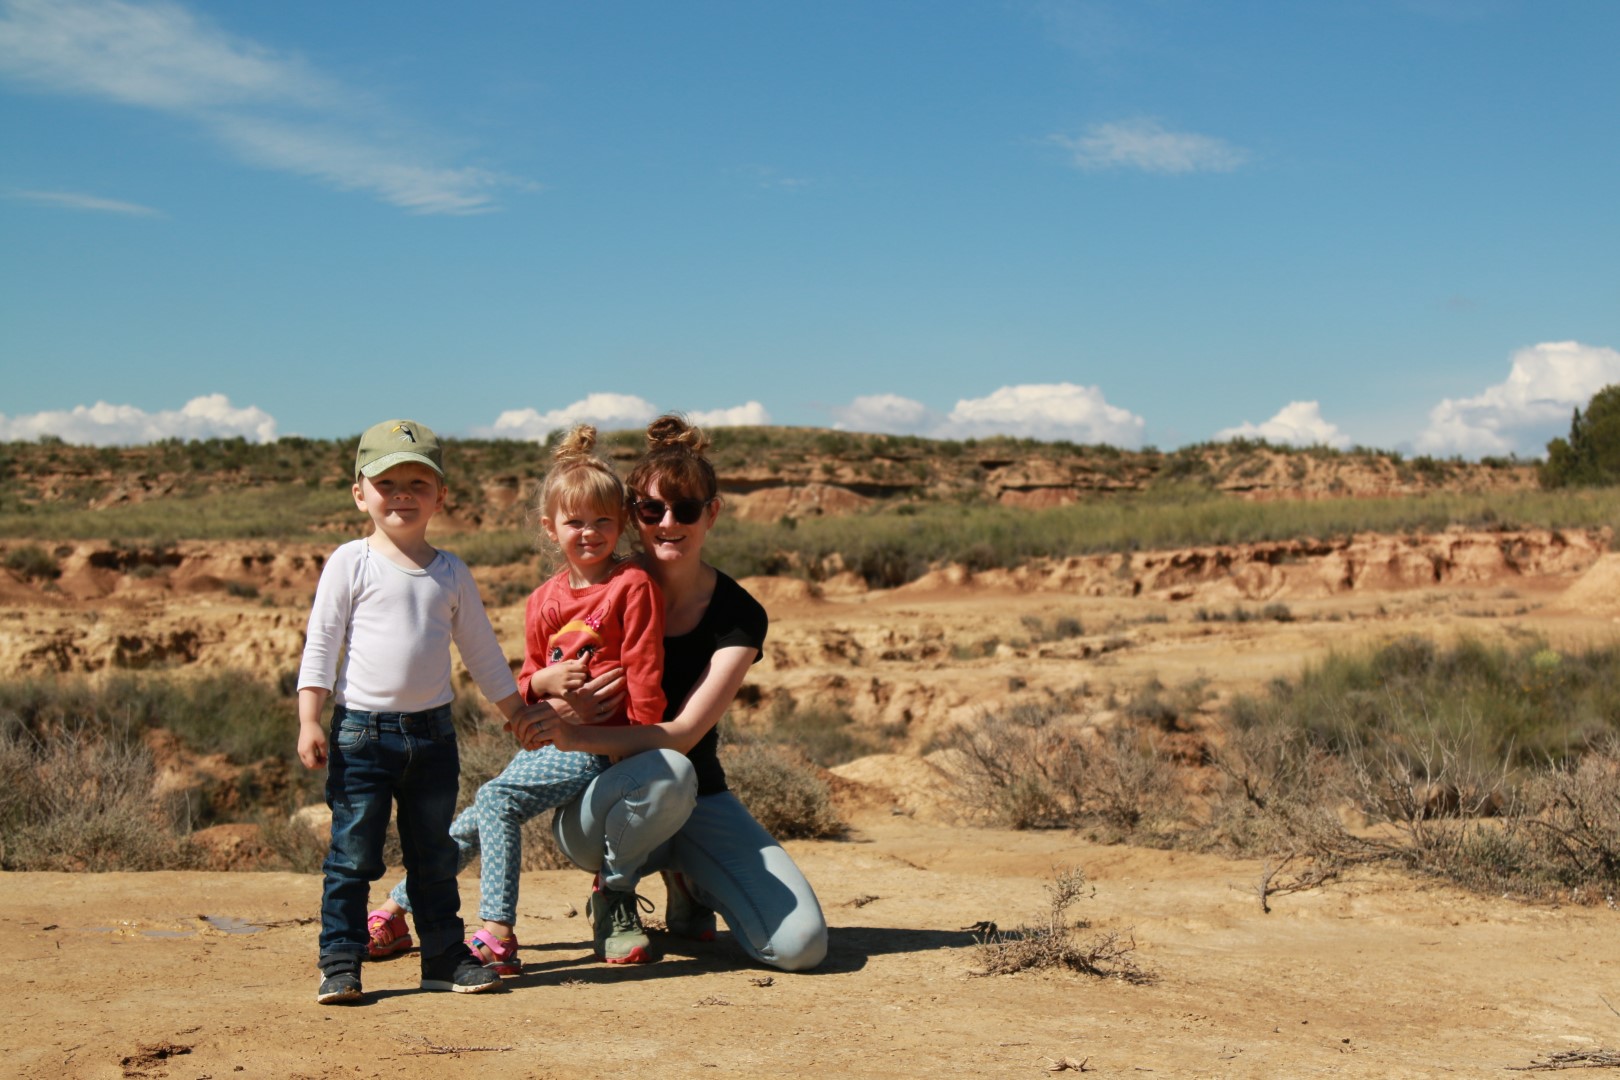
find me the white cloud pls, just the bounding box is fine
[0,0,523,214]
[828,384,1145,446]
[0,393,277,444]
[1414,341,1620,457]
[1051,118,1248,174]
[689,402,771,428]
[940,383,1146,447]
[479,393,662,442]
[8,189,162,215]
[1215,401,1351,449]
[829,394,938,434]
[481,396,772,441]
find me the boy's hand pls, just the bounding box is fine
[508,704,553,751]
[296,686,331,769]
[297,720,328,769]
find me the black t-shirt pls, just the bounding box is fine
[660,570,767,796]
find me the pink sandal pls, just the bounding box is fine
[468,928,523,976]
[366,909,412,959]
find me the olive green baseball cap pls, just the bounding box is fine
[355,419,445,480]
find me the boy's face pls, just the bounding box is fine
[353,461,446,533]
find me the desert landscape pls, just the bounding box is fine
[5,442,1620,1079]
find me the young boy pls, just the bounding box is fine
[297,418,525,1004]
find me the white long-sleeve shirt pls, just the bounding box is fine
[297,538,518,713]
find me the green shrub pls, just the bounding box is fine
[1225,636,1620,766]
[3,544,60,581]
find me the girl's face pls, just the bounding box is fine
[543,500,622,582]
[633,479,717,569]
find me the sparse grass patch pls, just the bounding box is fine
[453,529,539,568]
[1020,614,1085,641]
[757,697,887,767]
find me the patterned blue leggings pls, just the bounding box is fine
[388,744,605,925]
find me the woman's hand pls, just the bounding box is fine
[552,666,627,726]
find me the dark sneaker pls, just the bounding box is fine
[588,878,654,964]
[661,870,717,942]
[420,945,506,994]
[316,959,364,1005]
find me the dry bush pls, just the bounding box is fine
[1513,744,1620,896]
[1340,714,1511,856]
[0,725,199,871]
[1206,699,1620,902]
[946,698,1181,836]
[257,812,330,874]
[971,866,1151,983]
[1199,719,1374,906]
[725,740,846,839]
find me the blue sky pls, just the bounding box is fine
[1,0,1616,457]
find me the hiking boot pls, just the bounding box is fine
[420,944,506,994]
[660,870,717,942]
[316,957,364,1005]
[588,876,654,964]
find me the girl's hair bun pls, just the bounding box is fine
[552,423,598,463]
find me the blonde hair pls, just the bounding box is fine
[537,425,628,526]
[627,413,718,503]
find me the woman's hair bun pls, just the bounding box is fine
[645,414,709,455]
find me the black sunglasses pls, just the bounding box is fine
[634,497,709,526]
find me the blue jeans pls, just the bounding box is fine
[553,750,828,972]
[318,704,463,969]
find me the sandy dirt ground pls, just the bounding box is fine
[6,541,1620,1078]
[8,816,1620,1079]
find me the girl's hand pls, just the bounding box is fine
[554,666,627,726]
[531,659,590,699]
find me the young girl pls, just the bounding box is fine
[368,424,665,974]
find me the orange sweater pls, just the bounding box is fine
[516,560,666,726]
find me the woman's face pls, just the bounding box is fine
[633,478,717,569]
